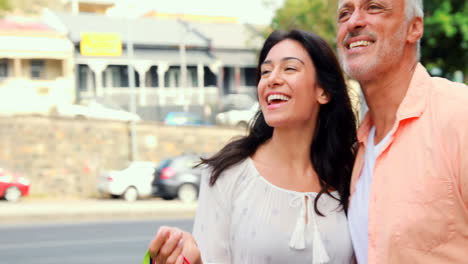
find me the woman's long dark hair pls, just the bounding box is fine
[200,29,357,215]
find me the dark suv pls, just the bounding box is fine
[152,154,203,202]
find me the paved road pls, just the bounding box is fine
[0,219,194,264]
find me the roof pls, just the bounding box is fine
[54,12,208,47]
[75,48,215,65]
[0,21,53,32]
[0,20,73,58]
[187,21,264,50]
[49,11,263,66]
[63,0,117,4]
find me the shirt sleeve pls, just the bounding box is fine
[192,167,235,264]
[458,111,468,208]
[444,83,468,209]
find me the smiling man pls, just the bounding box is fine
[336,0,468,263]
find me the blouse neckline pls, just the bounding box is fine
[245,157,339,197]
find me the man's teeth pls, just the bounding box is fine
[267,94,290,103]
[349,40,372,49]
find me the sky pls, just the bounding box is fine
[108,0,285,25]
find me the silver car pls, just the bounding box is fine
[97,161,156,202]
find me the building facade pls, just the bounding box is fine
[46,1,262,120]
[0,19,74,115]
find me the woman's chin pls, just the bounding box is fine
[265,118,291,128]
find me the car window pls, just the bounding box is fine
[156,159,172,170]
[171,156,198,169]
[185,158,199,168]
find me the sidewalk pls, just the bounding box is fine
[0,198,197,224]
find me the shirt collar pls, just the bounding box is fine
[357,63,431,144]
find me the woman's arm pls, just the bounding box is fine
[148,167,235,264]
[148,226,201,264]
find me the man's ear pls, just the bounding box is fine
[407,16,424,44]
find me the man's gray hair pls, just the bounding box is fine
[405,0,424,60]
[405,0,424,20]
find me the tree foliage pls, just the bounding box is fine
[269,0,467,81]
[1,0,63,15]
[269,0,339,47]
[0,0,11,15]
[421,0,467,79]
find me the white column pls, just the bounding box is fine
[197,63,205,105]
[13,58,21,77]
[133,60,152,106]
[71,0,79,15]
[104,67,113,94]
[234,66,241,93]
[88,60,107,97]
[209,60,223,97]
[157,62,169,106]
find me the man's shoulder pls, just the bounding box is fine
[430,77,468,100]
[428,77,468,114]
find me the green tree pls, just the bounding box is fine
[421,0,467,81]
[0,0,11,16]
[269,0,338,47]
[9,0,63,14]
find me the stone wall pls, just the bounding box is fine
[0,116,244,197]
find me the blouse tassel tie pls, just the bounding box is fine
[288,194,330,264]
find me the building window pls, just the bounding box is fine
[187,66,198,87]
[165,66,180,87]
[31,60,45,79]
[203,66,217,86]
[0,59,8,79]
[243,67,256,86]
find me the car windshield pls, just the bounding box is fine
[156,159,172,170]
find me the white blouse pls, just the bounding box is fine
[192,158,354,264]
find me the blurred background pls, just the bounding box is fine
[0,0,465,263]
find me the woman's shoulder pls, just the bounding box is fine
[201,157,253,186]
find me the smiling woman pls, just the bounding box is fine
[146,29,358,264]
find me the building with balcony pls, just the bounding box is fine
[0,19,74,115]
[46,8,263,120]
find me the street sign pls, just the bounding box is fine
[80,32,122,57]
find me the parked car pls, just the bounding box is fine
[0,167,30,202]
[53,100,141,122]
[152,154,203,203]
[163,112,204,126]
[219,93,255,112]
[215,102,259,128]
[97,161,156,202]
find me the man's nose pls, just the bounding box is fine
[346,9,367,32]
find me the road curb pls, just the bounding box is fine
[0,199,197,224]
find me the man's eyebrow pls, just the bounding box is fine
[338,0,354,10]
[261,57,305,65]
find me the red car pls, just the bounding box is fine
[0,167,30,202]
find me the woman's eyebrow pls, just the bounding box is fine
[262,57,305,65]
[282,57,305,65]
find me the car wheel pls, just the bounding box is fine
[162,195,175,200]
[177,184,197,203]
[122,187,138,202]
[4,187,21,202]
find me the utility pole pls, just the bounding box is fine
[179,20,189,111]
[127,19,138,161]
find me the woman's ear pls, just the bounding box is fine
[316,87,330,105]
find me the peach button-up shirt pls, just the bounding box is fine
[350,64,468,263]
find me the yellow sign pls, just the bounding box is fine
[80,32,122,57]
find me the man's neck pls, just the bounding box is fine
[361,62,418,144]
